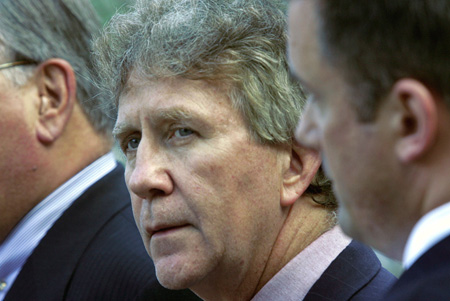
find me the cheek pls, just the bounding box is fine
[186,150,253,203]
[175,152,242,233]
[130,196,153,255]
[130,196,144,230]
[0,114,41,195]
[186,145,281,230]
[124,165,144,219]
[322,114,355,163]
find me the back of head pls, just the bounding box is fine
[316,0,450,121]
[0,0,114,134]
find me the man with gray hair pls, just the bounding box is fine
[0,0,198,300]
[94,0,396,300]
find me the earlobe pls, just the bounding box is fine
[35,59,76,144]
[280,145,321,207]
[393,79,438,162]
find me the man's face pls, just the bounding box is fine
[115,76,288,291]
[288,0,402,252]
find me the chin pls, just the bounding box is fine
[155,258,205,290]
[156,270,203,290]
[157,275,190,290]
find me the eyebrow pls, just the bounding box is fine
[112,122,135,141]
[112,107,208,140]
[154,107,197,123]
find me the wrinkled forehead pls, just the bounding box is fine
[117,74,232,116]
[119,68,230,103]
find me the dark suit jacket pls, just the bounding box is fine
[385,234,450,300]
[304,240,397,300]
[5,164,198,301]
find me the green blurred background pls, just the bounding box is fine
[91,0,130,24]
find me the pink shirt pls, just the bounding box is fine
[252,226,351,301]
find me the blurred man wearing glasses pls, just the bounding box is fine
[0,1,198,300]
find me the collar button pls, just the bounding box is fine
[0,280,6,291]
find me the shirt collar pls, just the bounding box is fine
[252,226,351,301]
[0,153,117,299]
[403,202,450,269]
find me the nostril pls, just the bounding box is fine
[150,188,168,200]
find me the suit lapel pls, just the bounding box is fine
[386,234,450,300]
[304,240,381,300]
[5,165,129,301]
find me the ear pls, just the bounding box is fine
[35,59,76,144]
[392,79,438,162]
[280,144,321,207]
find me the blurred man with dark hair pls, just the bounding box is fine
[94,0,395,299]
[289,0,450,299]
[0,0,197,300]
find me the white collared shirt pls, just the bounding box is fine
[0,153,117,300]
[403,202,450,269]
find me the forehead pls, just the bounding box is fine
[116,75,239,125]
[120,74,226,105]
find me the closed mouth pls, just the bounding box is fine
[150,224,189,237]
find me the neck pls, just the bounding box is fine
[255,196,335,292]
[192,196,335,301]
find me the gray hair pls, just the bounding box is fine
[0,0,114,134]
[94,0,304,144]
[94,0,337,209]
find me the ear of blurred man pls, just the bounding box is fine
[35,59,76,144]
[390,79,439,163]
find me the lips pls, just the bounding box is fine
[146,223,189,238]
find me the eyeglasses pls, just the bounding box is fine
[0,60,35,71]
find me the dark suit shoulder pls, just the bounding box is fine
[305,240,396,301]
[65,204,155,300]
[385,235,450,300]
[6,165,195,301]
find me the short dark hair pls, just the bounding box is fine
[316,0,450,121]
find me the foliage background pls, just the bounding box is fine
[91,0,130,24]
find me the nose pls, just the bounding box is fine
[126,139,174,200]
[295,101,321,151]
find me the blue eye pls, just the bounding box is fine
[174,128,194,138]
[127,138,140,150]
